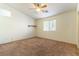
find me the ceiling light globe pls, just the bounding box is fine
[36,8,41,11]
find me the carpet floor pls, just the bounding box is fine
[0,37,78,56]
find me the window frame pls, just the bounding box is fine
[43,20,56,31]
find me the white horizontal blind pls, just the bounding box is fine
[43,20,56,31]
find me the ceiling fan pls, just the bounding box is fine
[32,3,48,13]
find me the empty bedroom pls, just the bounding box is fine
[0,3,79,56]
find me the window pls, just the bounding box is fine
[43,20,56,31]
[0,9,11,17]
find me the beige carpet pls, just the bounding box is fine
[0,37,78,56]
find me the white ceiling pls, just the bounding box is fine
[6,3,76,19]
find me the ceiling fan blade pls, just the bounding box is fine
[33,3,40,8]
[33,3,47,8]
[42,10,48,13]
[41,5,47,8]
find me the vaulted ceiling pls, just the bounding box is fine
[6,3,76,19]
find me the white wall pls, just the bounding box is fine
[36,10,76,44]
[0,4,35,44]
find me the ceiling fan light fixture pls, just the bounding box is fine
[36,8,41,12]
[32,3,48,12]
